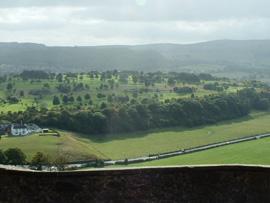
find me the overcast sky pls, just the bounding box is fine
[0,0,269,46]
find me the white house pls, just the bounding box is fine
[11,123,29,136]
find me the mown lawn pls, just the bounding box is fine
[69,110,270,160]
[108,136,270,168]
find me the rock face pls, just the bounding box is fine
[0,165,270,202]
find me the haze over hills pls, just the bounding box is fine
[0,40,270,74]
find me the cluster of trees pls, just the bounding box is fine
[173,86,195,94]
[0,148,26,165]
[29,88,51,95]
[29,151,67,171]
[0,88,268,135]
[0,148,68,171]
[203,83,224,92]
[20,70,50,80]
[6,96,19,104]
[0,75,7,83]
[23,88,266,135]
[173,72,201,83]
[56,84,71,93]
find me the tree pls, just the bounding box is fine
[144,80,150,87]
[97,93,106,98]
[54,155,68,171]
[4,148,26,165]
[0,149,5,164]
[167,78,175,86]
[132,75,138,84]
[84,93,91,100]
[29,151,51,171]
[44,83,50,89]
[6,83,12,90]
[94,158,104,166]
[20,90,24,97]
[76,95,82,102]
[100,102,107,109]
[69,96,74,102]
[62,95,69,104]
[257,98,269,110]
[53,96,60,105]
[56,73,63,82]
[92,112,108,133]
[107,94,113,103]
[132,90,138,98]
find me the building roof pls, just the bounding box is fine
[12,123,27,129]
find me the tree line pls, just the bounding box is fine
[1,88,268,136]
[0,87,269,135]
[0,148,68,171]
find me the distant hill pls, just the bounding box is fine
[0,40,270,73]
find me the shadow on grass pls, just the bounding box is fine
[214,114,254,126]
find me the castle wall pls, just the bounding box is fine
[0,165,269,202]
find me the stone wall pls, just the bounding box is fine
[0,165,270,202]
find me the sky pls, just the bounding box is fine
[0,0,269,46]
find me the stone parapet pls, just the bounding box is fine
[0,165,269,202]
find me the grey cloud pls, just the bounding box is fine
[0,0,125,8]
[0,0,269,46]
[2,0,269,22]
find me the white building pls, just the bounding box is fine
[25,123,42,133]
[11,123,29,136]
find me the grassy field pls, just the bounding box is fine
[1,110,270,164]
[0,131,99,162]
[0,73,247,112]
[108,136,270,168]
[67,110,270,160]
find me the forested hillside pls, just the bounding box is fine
[1,40,270,74]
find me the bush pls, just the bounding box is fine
[95,158,104,166]
[65,166,79,171]
[29,151,51,171]
[0,149,5,164]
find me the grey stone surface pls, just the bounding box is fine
[0,165,270,202]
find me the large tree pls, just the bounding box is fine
[84,93,91,100]
[76,95,82,102]
[29,151,51,171]
[62,95,69,104]
[4,148,26,165]
[53,96,60,105]
[6,83,12,90]
[69,96,74,102]
[54,155,68,171]
[56,73,63,82]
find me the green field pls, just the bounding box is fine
[65,110,270,161]
[0,110,270,164]
[0,131,99,162]
[0,72,247,113]
[108,136,270,168]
